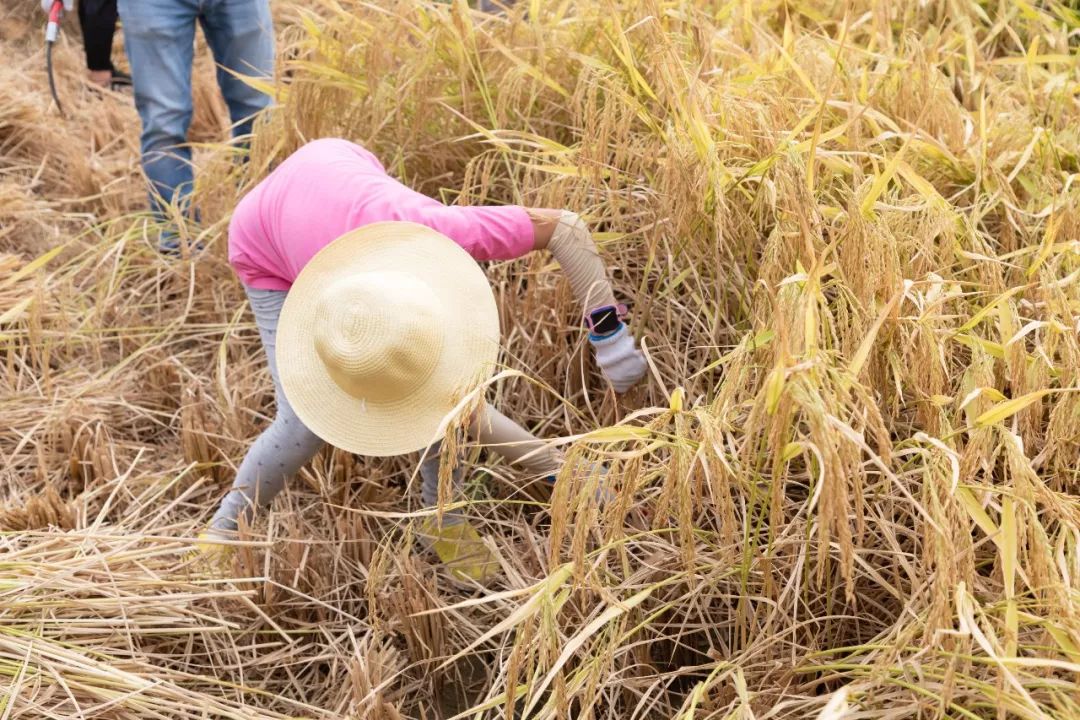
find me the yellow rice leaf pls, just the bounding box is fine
[995,301,1018,352]
[602,28,658,102]
[792,113,858,154]
[895,160,946,208]
[803,21,839,194]
[747,329,776,349]
[847,282,905,379]
[974,390,1052,427]
[297,9,322,42]
[592,232,626,245]
[912,137,963,168]
[1001,496,1018,657]
[689,329,775,379]
[291,60,365,90]
[669,387,684,413]
[765,365,786,415]
[680,678,710,720]
[440,563,574,670]
[488,36,570,98]
[956,487,1000,545]
[734,666,751,705]
[1042,622,1080,664]
[1004,127,1042,183]
[741,153,781,181]
[582,426,652,443]
[954,585,1042,711]
[1013,2,1041,22]
[818,204,845,221]
[569,51,616,76]
[1026,212,1062,278]
[779,272,809,287]
[523,584,656,718]
[803,278,820,355]
[0,297,32,326]
[959,386,1007,412]
[0,244,66,289]
[665,266,694,294]
[686,111,714,162]
[790,1,828,22]
[450,687,525,719]
[958,285,1025,332]
[773,37,822,104]
[859,131,916,216]
[471,130,570,155]
[952,333,1006,360]
[781,442,804,462]
[526,164,587,177]
[225,69,278,100]
[679,663,727,720]
[991,54,1075,66]
[1005,320,1050,347]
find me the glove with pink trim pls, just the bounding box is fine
[589,324,648,393]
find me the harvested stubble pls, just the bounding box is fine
[2,0,1080,718]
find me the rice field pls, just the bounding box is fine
[2,1,1079,717]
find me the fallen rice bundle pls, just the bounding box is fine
[1,0,1079,718]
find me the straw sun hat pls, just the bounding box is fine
[276,222,500,457]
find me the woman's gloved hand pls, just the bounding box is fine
[589,323,648,393]
[41,0,73,12]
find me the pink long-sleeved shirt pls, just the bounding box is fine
[228,138,535,290]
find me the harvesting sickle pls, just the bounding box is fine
[195,138,648,582]
[43,0,72,117]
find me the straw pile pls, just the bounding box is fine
[1,1,1079,718]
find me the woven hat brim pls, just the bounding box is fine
[276,222,501,457]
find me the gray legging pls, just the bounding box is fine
[210,288,325,532]
[209,287,563,533]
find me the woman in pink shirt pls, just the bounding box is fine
[203,138,646,578]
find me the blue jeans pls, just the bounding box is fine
[117,0,274,217]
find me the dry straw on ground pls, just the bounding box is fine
[2,0,1079,718]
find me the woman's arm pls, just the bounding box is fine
[469,403,563,477]
[426,202,648,392]
[527,208,562,250]
[526,209,617,311]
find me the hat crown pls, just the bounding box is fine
[313,273,444,404]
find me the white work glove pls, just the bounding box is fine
[589,324,648,393]
[41,0,74,12]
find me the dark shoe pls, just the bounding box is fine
[110,70,132,90]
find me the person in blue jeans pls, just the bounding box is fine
[117,0,275,252]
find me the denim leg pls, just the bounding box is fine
[117,0,198,216]
[200,0,275,139]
